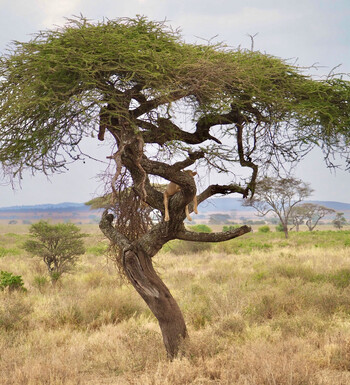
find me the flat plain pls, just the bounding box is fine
[1,224,350,384]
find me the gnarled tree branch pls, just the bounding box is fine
[198,183,248,204]
[99,210,130,249]
[177,225,251,242]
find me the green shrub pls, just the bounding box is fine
[258,225,270,233]
[0,271,27,292]
[23,221,87,282]
[86,243,108,256]
[189,224,212,233]
[275,223,285,232]
[222,225,240,232]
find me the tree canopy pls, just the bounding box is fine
[1,15,350,357]
[1,16,350,182]
[291,203,335,231]
[23,221,87,281]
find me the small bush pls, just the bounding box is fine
[23,221,87,282]
[258,225,270,233]
[0,271,27,292]
[275,223,285,232]
[189,224,212,233]
[86,243,108,256]
[222,225,240,232]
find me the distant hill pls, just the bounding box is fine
[0,198,348,224]
[0,202,89,212]
[304,201,350,211]
[0,202,100,224]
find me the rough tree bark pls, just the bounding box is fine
[99,206,251,358]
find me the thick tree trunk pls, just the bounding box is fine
[99,211,187,358]
[99,211,251,358]
[123,243,187,358]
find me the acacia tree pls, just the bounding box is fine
[291,203,335,231]
[1,17,350,357]
[23,221,87,282]
[290,207,305,232]
[333,212,347,229]
[246,177,313,238]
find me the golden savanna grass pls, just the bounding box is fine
[1,225,350,384]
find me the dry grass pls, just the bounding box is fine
[1,225,350,384]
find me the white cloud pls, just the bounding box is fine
[35,0,83,28]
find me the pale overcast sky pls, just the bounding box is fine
[1,0,350,207]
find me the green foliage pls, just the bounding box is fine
[275,223,285,232]
[246,220,266,225]
[222,225,240,232]
[214,230,350,255]
[0,246,21,258]
[86,243,108,256]
[333,212,347,229]
[0,271,27,292]
[189,224,212,233]
[0,247,6,258]
[1,16,350,180]
[258,225,271,233]
[23,221,87,281]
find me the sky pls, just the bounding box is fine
[1,0,350,207]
